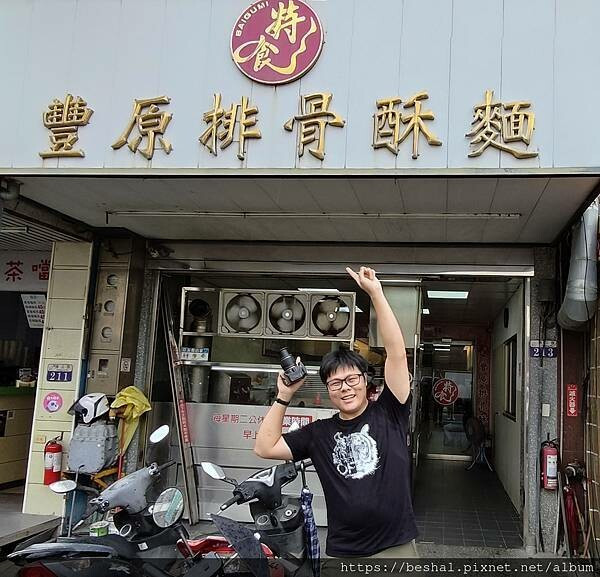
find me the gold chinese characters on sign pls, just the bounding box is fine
[199,93,261,160]
[373,91,442,159]
[39,94,93,158]
[284,93,345,160]
[38,88,539,162]
[112,96,173,160]
[466,90,537,159]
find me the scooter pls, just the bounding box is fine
[8,425,222,577]
[182,459,316,577]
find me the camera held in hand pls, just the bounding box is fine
[280,347,307,385]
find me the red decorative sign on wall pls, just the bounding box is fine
[231,0,324,85]
[567,383,578,417]
[433,378,459,406]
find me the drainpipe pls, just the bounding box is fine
[557,200,598,331]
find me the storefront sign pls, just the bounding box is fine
[231,0,324,85]
[42,392,63,413]
[21,294,46,328]
[433,378,459,406]
[47,364,73,382]
[567,384,578,417]
[35,89,538,163]
[1,252,51,292]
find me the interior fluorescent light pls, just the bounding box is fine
[427,290,469,299]
[422,308,430,315]
[0,226,28,234]
[298,288,339,293]
[380,279,422,284]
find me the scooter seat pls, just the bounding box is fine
[78,534,141,559]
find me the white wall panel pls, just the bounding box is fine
[396,0,452,169]
[344,0,403,170]
[447,0,503,169]
[554,0,600,168]
[500,0,554,170]
[0,1,33,168]
[58,0,122,170]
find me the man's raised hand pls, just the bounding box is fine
[346,266,383,298]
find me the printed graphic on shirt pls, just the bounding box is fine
[332,424,379,479]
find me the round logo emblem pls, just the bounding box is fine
[43,392,63,413]
[231,0,324,85]
[432,378,459,406]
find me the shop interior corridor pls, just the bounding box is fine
[413,460,522,549]
[412,277,525,550]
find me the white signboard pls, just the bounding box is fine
[21,294,46,328]
[1,0,599,172]
[0,251,51,292]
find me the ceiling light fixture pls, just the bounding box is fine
[0,226,28,234]
[107,210,521,220]
[427,290,469,299]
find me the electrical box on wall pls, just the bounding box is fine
[85,238,145,396]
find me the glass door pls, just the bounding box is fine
[417,341,474,459]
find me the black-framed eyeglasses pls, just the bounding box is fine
[326,373,364,391]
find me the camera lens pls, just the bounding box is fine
[280,347,295,370]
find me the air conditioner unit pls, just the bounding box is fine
[308,292,355,341]
[265,292,309,338]
[218,290,265,337]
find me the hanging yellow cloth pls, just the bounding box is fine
[110,386,152,454]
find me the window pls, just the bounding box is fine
[504,336,518,420]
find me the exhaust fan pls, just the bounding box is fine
[265,293,308,337]
[308,293,355,340]
[218,290,265,336]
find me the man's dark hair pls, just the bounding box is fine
[319,348,368,383]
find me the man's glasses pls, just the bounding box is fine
[326,373,364,391]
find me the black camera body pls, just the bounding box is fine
[280,348,307,385]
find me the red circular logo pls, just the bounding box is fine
[231,0,324,85]
[432,379,459,406]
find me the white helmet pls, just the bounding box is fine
[68,393,110,424]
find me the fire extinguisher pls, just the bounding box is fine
[541,436,558,490]
[43,437,63,485]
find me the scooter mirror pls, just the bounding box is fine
[201,462,226,480]
[49,480,77,494]
[152,487,184,528]
[149,425,170,444]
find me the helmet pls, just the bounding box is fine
[68,393,110,424]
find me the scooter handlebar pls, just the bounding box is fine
[220,494,242,511]
[156,459,177,473]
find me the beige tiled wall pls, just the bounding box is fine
[22,242,92,516]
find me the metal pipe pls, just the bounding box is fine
[523,277,536,554]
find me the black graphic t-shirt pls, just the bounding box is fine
[283,386,417,557]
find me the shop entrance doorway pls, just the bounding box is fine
[410,277,527,550]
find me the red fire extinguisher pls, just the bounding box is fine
[43,437,63,485]
[541,436,558,490]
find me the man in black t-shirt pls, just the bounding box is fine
[254,266,418,558]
